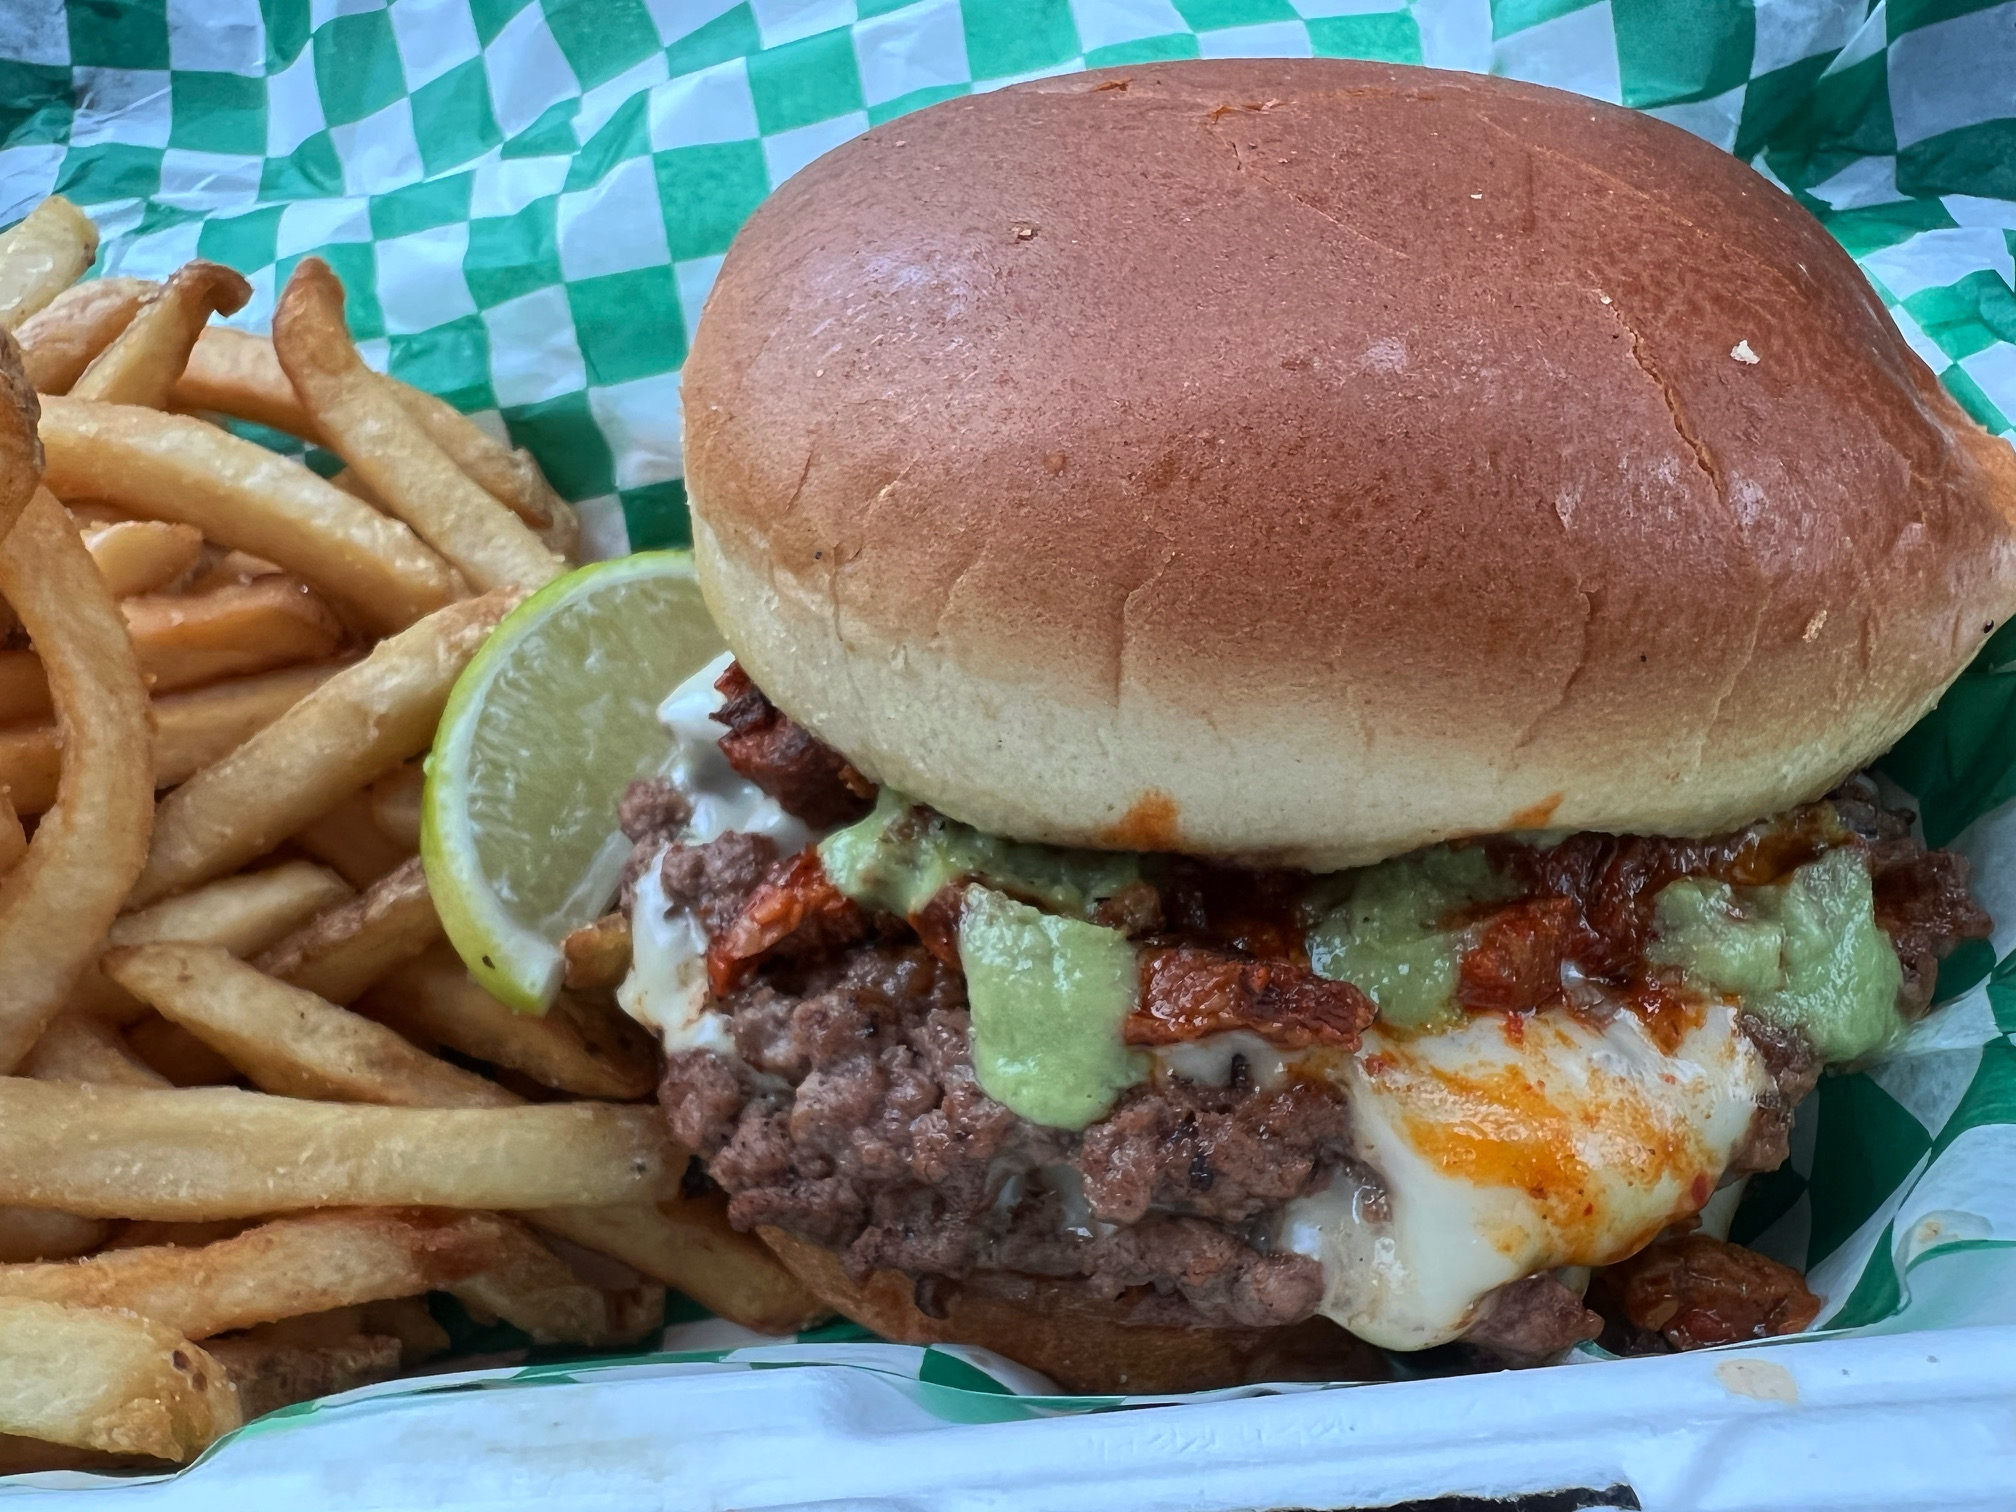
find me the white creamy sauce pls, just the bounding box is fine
[1283,1002,1770,1352]
[616,653,810,1049]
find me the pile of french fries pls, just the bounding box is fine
[0,197,823,1476]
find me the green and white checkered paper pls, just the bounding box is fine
[1,0,2014,1469]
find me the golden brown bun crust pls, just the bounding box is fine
[756,1227,1384,1394]
[687,61,2016,865]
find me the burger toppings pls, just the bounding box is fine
[623,659,1991,1358]
[1596,1233,1822,1351]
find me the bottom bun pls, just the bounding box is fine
[757,1228,1386,1394]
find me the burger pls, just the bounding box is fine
[612,60,2015,1390]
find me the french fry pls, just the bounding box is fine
[292,791,412,888]
[133,591,518,905]
[527,1197,829,1336]
[0,1297,240,1461]
[561,912,632,992]
[366,761,424,851]
[106,942,511,1108]
[101,1219,258,1252]
[0,1432,168,1476]
[0,320,40,546]
[21,1013,168,1089]
[252,857,441,1005]
[0,661,341,816]
[0,491,155,1074]
[385,379,576,553]
[356,1295,449,1363]
[71,861,353,1026]
[446,1215,663,1347]
[70,261,250,408]
[0,1079,684,1217]
[15,275,155,393]
[83,518,205,598]
[206,1333,400,1420]
[0,794,24,878]
[38,396,463,634]
[364,946,657,1100]
[123,1015,241,1088]
[170,324,320,442]
[0,576,346,725]
[0,197,97,331]
[274,259,562,593]
[0,1207,107,1264]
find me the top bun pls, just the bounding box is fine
[684,60,2016,868]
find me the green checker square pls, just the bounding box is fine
[1941,363,2013,435]
[544,0,662,90]
[1307,13,1423,63]
[1991,951,2016,1034]
[1172,0,1298,29]
[746,28,866,134]
[1491,0,1599,43]
[0,62,74,148]
[1759,51,1895,191]
[169,71,267,155]
[620,478,692,551]
[276,242,383,339]
[1611,0,1753,108]
[1935,937,1996,1008]
[411,57,504,176]
[263,0,311,68]
[566,94,649,190]
[867,84,971,127]
[313,10,407,129]
[259,132,344,199]
[465,197,563,309]
[1880,645,2016,848]
[301,446,345,478]
[1813,197,1957,259]
[1084,34,1201,66]
[57,143,162,204]
[470,0,533,46]
[68,0,169,69]
[1728,1157,1807,1250]
[654,141,769,263]
[197,205,282,272]
[667,4,762,77]
[387,317,497,413]
[1888,0,2010,36]
[1899,119,2016,204]
[569,266,686,386]
[963,0,1080,80]
[370,173,474,241]
[1734,51,1837,161]
[1904,271,2016,362]
[1825,1220,1903,1329]
[502,99,579,158]
[1803,1073,1931,1266]
[222,417,308,458]
[1930,1039,2016,1163]
[130,200,203,241]
[503,391,615,499]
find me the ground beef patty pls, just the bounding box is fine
[660,934,1348,1330]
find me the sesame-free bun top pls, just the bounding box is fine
[684,60,2016,868]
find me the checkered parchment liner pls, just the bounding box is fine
[0,0,2013,1442]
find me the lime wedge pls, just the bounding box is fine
[422,551,726,1011]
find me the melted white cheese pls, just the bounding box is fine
[1283,1002,1769,1352]
[616,653,810,1047]
[1149,1031,1292,1090]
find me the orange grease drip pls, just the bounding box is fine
[1507,792,1565,829]
[1100,790,1181,850]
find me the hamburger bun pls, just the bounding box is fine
[684,60,2016,868]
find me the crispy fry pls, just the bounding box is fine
[0,198,98,331]
[0,1207,107,1264]
[83,518,205,597]
[562,912,633,992]
[386,380,576,555]
[107,942,511,1107]
[21,1013,168,1089]
[70,261,250,408]
[274,259,562,592]
[170,325,320,442]
[292,791,412,888]
[0,1297,239,1461]
[363,946,657,1100]
[101,1219,258,1252]
[446,1215,663,1347]
[38,397,462,634]
[0,321,41,546]
[0,491,155,1073]
[0,1432,170,1476]
[15,276,155,393]
[252,857,441,1004]
[124,1016,240,1087]
[0,661,341,816]
[366,761,424,851]
[207,1333,401,1420]
[0,1079,684,1217]
[183,548,281,595]
[132,590,519,905]
[0,794,24,878]
[527,1197,829,1335]
[356,1296,450,1363]
[72,861,353,1026]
